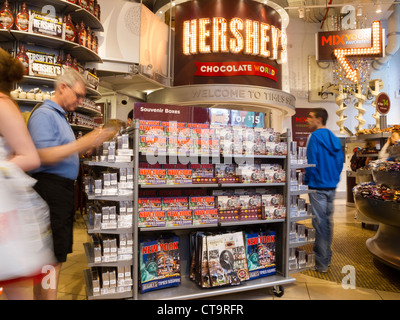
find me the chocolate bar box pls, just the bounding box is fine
[138,198,162,212]
[139,168,166,185]
[162,197,189,211]
[192,209,218,225]
[166,169,192,184]
[165,210,193,226]
[138,211,166,227]
[189,196,216,210]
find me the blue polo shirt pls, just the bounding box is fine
[28,99,79,180]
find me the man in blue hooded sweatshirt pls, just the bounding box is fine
[305,108,344,273]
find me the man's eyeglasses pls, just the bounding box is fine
[67,85,86,100]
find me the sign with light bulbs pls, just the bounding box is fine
[316,21,384,82]
[174,0,287,90]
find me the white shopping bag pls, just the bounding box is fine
[0,161,55,281]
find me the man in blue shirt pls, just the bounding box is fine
[305,108,344,273]
[28,69,116,299]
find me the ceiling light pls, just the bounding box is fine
[357,6,362,16]
[376,4,382,13]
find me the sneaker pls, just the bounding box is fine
[313,266,329,273]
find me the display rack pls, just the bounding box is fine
[128,118,315,300]
[83,156,134,300]
[345,133,390,221]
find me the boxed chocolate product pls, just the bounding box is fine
[296,249,307,269]
[139,136,167,154]
[189,196,216,210]
[245,231,276,280]
[138,197,162,212]
[261,193,284,207]
[31,11,63,38]
[216,195,240,212]
[139,123,164,137]
[215,164,239,183]
[165,210,193,226]
[138,211,166,227]
[138,168,166,185]
[236,164,266,183]
[190,164,215,183]
[262,206,286,220]
[162,197,188,211]
[165,168,192,184]
[192,209,218,225]
[91,268,101,296]
[140,235,181,293]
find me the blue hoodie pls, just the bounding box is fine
[304,128,344,189]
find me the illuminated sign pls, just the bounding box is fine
[174,0,286,90]
[316,21,383,83]
[183,17,287,62]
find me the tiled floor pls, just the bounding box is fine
[2,197,400,300]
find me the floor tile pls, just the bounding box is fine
[307,282,383,300]
[376,290,400,300]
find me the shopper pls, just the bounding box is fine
[28,68,117,300]
[127,109,133,127]
[305,108,344,273]
[378,130,400,160]
[0,48,42,299]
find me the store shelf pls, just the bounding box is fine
[139,183,219,189]
[346,132,391,143]
[220,182,286,188]
[85,192,133,202]
[76,105,102,116]
[289,215,315,222]
[290,163,316,169]
[83,243,132,267]
[14,0,104,31]
[289,240,315,248]
[12,30,102,63]
[290,189,316,196]
[0,29,13,41]
[70,124,95,131]
[21,76,101,99]
[137,274,295,300]
[219,219,284,227]
[139,223,219,232]
[84,269,133,300]
[85,161,133,169]
[84,215,132,235]
[139,219,284,232]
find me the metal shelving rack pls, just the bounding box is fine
[83,156,134,300]
[131,121,299,300]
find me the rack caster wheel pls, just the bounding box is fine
[272,285,284,297]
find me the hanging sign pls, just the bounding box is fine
[174,0,287,89]
[376,92,391,114]
[316,21,384,82]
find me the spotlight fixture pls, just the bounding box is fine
[357,6,362,16]
[376,3,382,13]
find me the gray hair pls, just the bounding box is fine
[55,68,87,90]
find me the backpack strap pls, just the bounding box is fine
[25,102,43,126]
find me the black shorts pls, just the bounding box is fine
[32,172,75,263]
